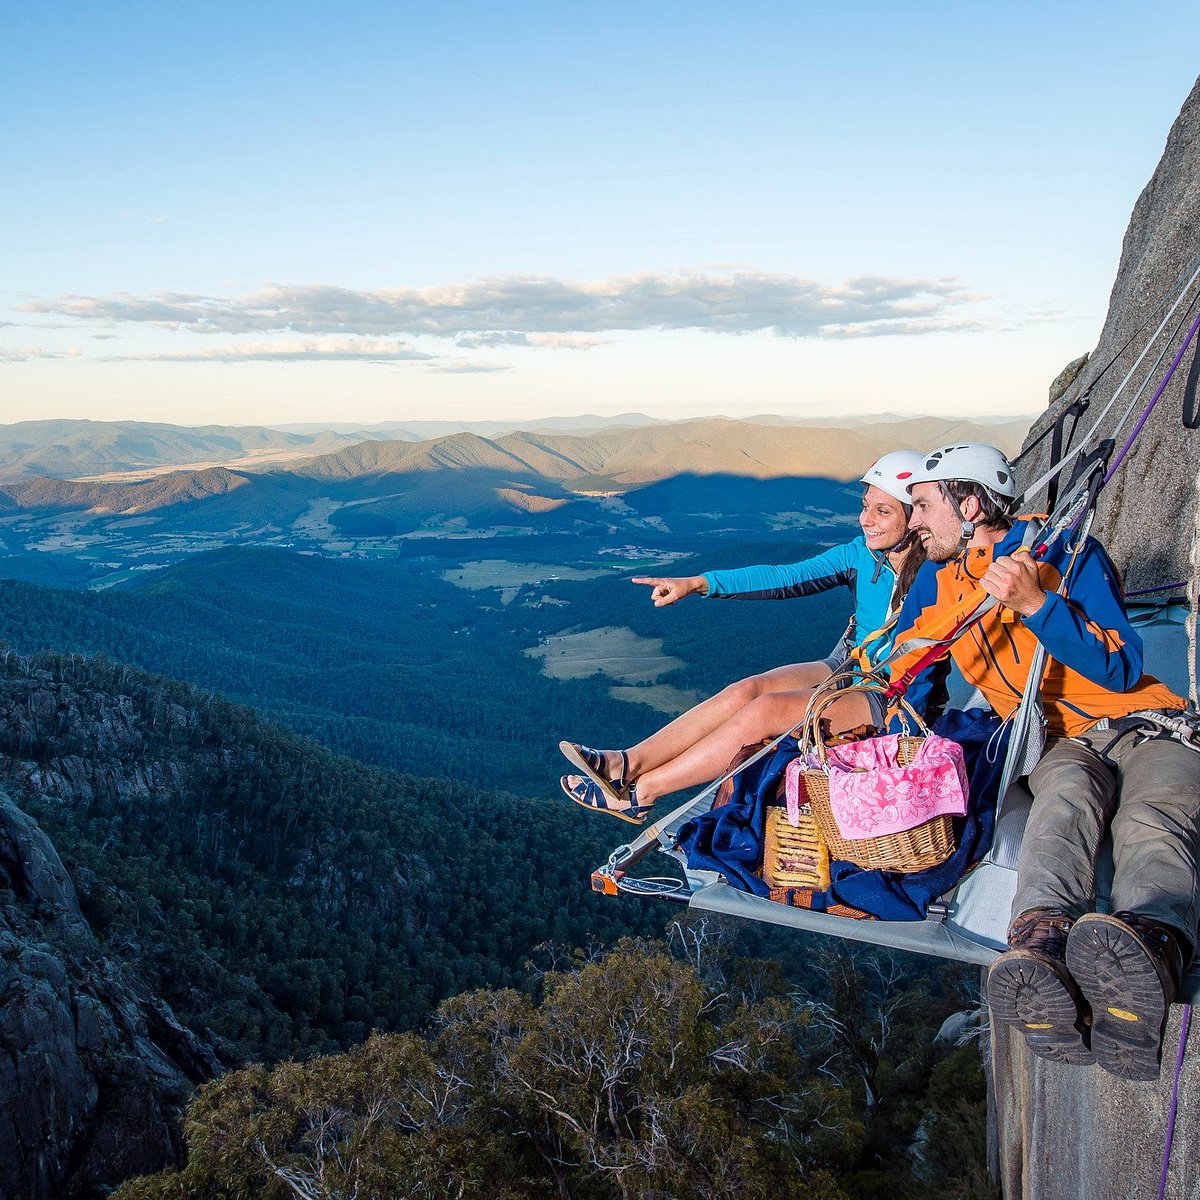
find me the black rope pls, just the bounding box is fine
[1184,335,1200,430]
[1045,396,1089,511]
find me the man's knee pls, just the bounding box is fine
[1029,738,1116,808]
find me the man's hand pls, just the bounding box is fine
[631,575,708,607]
[981,552,1047,617]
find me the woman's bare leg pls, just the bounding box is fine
[608,660,832,782]
[631,686,874,805]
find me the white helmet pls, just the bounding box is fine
[859,450,924,505]
[907,442,1017,499]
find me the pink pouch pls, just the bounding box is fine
[823,733,968,840]
[784,752,822,826]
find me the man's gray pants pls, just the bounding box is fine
[1012,723,1200,953]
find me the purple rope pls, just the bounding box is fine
[1157,1002,1191,1200]
[1106,310,1200,486]
[1128,581,1189,597]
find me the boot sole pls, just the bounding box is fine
[986,949,1094,1065]
[1066,914,1169,1082]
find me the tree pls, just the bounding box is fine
[113,941,858,1200]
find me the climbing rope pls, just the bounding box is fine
[1157,1004,1192,1200]
[1019,258,1200,509]
[1014,255,1200,481]
[1103,308,1200,486]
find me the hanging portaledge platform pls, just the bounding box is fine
[599,600,1200,1001]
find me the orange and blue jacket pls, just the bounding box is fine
[889,519,1183,737]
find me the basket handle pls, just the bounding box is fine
[800,676,928,769]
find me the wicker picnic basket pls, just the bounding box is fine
[797,683,956,874]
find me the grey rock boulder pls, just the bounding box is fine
[0,792,219,1200]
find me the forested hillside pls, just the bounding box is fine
[0,646,652,1061]
[0,641,992,1199]
[0,540,853,796]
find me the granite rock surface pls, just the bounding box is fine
[1016,74,1200,592]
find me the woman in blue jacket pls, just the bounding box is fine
[560,451,926,823]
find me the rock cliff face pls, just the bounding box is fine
[0,789,219,1200]
[1017,74,1200,591]
[992,74,1200,1199]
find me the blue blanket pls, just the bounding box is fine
[674,709,1004,921]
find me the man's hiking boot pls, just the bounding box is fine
[1066,911,1186,1082]
[986,909,1094,1065]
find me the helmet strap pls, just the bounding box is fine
[951,497,975,555]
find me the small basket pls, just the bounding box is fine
[762,801,831,890]
[798,682,957,874]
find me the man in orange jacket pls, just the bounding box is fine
[891,442,1198,1081]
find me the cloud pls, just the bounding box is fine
[426,360,515,374]
[0,346,81,363]
[527,333,613,350]
[104,336,435,363]
[455,331,612,350]
[455,331,532,349]
[23,269,980,341]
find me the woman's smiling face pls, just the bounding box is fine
[859,484,909,551]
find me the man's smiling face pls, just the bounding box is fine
[908,481,969,562]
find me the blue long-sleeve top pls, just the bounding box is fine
[702,536,901,662]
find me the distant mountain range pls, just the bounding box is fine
[0,413,1033,483]
[0,413,1032,588]
[0,418,386,482]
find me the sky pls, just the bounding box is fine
[2,2,1198,429]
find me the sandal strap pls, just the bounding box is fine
[577,745,628,789]
[561,774,650,824]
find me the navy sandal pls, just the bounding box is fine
[560,773,652,824]
[558,741,629,791]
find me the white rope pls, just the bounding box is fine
[1019,257,1200,507]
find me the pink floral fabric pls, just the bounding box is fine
[784,753,823,826]
[821,734,968,840]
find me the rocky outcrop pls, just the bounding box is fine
[992,74,1200,1199]
[1017,74,1200,591]
[990,1013,1199,1200]
[0,791,219,1200]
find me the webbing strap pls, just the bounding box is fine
[884,597,999,700]
[1045,396,1088,513]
